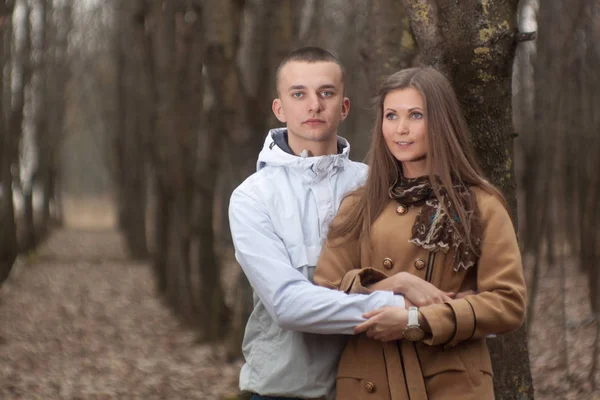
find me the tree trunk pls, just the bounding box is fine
[363,0,416,91]
[144,0,232,340]
[222,0,298,357]
[113,0,148,259]
[401,0,534,398]
[33,0,52,237]
[20,0,50,251]
[0,1,16,284]
[19,0,39,251]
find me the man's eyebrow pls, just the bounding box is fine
[287,84,338,91]
[318,84,337,90]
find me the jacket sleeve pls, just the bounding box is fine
[229,187,403,335]
[314,196,405,306]
[419,192,527,347]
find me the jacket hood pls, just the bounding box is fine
[257,128,351,172]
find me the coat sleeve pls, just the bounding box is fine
[418,192,527,347]
[314,195,405,305]
[229,186,402,335]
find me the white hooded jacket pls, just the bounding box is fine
[229,128,404,399]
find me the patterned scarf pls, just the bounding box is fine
[389,175,481,271]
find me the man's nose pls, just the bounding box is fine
[307,93,322,112]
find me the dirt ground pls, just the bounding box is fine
[0,229,242,399]
[1,197,599,399]
[526,251,600,400]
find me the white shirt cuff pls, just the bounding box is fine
[391,294,405,310]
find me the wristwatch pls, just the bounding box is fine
[402,307,425,341]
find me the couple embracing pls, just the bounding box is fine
[229,46,526,400]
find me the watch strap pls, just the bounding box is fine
[408,306,420,326]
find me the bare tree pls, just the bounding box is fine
[401,0,534,397]
[112,0,149,259]
[221,0,300,357]
[134,0,234,341]
[18,0,65,250]
[0,0,16,284]
[522,0,600,392]
[44,0,70,227]
[362,0,416,90]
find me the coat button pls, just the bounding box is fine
[365,381,376,393]
[396,204,408,215]
[414,258,425,269]
[382,258,394,269]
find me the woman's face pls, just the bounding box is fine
[381,88,428,178]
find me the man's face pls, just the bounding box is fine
[272,61,350,146]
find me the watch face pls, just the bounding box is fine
[403,326,425,342]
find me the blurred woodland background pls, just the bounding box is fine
[0,0,599,399]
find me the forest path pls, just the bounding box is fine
[527,250,600,400]
[2,196,599,399]
[0,228,240,399]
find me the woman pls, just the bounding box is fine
[314,67,526,400]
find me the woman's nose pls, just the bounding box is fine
[397,119,409,135]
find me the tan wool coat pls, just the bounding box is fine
[314,187,527,400]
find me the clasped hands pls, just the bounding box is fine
[354,272,475,341]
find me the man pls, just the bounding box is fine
[228,47,407,400]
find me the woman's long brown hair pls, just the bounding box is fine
[329,67,506,252]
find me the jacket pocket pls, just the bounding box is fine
[418,340,492,388]
[336,340,390,400]
[455,339,494,387]
[336,369,389,400]
[417,342,468,377]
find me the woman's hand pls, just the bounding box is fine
[394,272,454,307]
[354,307,408,341]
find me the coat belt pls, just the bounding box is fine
[383,341,428,400]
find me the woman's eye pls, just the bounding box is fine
[411,112,423,119]
[385,113,397,120]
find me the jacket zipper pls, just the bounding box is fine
[425,251,436,283]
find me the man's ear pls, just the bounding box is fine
[272,98,287,123]
[340,97,350,121]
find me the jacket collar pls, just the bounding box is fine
[256,128,351,175]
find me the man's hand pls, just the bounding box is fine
[356,289,479,342]
[354,307,408,341]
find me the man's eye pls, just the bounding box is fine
[292,92,303,98]
[321,91,334,97]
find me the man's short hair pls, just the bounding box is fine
[275,46,346,91]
